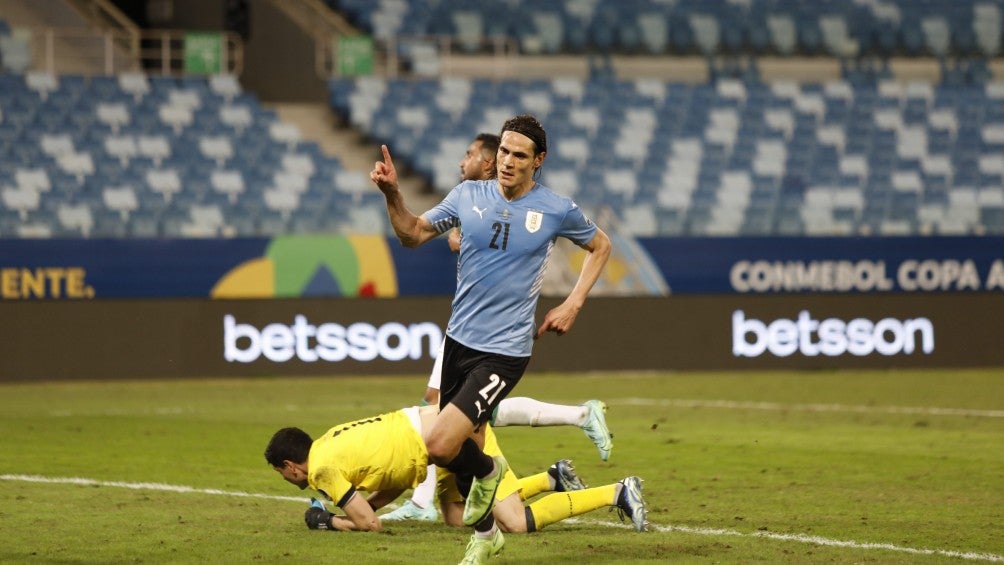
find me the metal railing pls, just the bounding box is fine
[265,0,359,79]
[20,27,243,76]
[358,35,521,79]
[264,0,519,79]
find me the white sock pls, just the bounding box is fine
[410,463,437,508]
[494,397,587,427]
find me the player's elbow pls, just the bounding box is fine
[395,228,428,248]
[360,517,382,532]
[394,229,419,248]
[591,229,612,258]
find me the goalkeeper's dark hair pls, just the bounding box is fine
[500,114,546,155]
[264,427,313,467]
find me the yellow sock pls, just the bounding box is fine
[517,471,552,501]
[527,484,617,530]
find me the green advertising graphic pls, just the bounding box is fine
[211,234,397,298]
[184,31,223,74]
[336,35,374,76]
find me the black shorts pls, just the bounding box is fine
[439,335,529,426]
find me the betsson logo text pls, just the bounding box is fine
[224,314,443,363]
[732,310,934,358]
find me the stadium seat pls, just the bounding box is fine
[137,135,172,167]
[209,74,242,101]
[103,186,139,220]
[96,102,131,133]
[689,13,721,57]
[0,28,32,73]
[637,12,669,54]
[199,136,234,167]
[159,105,193,134]
[974,2,1002,57]
[104,135,138,166]
[39,133,75,159]
[57,152,95,184]
[210,170,245,204]
[56,203,94,237]
[766,13,797,55]
[189,204,226,235]
[269,122,302,150]
[146,168,182,202]
[273,170,308,194]
[2,186,40,220]
[281,153,316,178]
[264,187,299,218]
[820,15,858,57]
[118,72,150,101]
[15,167,52,193]
[219,105,253,133]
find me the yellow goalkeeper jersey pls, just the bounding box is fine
[307,408,428,507]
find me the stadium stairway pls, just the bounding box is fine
[270,102,435,211]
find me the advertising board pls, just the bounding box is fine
[3,294,1001,381]
[3,236,1000,300]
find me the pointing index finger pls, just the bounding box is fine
[381,144,394,167]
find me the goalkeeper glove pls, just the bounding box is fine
[305,498,335,531]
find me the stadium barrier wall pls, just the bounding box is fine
[2,236,1002,299]
[2,293,1002,382]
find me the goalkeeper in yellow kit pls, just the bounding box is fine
[264,405,646,563]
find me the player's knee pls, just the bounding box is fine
[425,436,455,465]
[423,433,459,463]
[442,513,464,527]
[494,514,527,533]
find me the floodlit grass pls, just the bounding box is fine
[1,369,1002,564]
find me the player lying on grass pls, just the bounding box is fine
[264,405,646,563]
[384,328,615,522]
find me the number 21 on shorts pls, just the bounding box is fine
[479,373,506,405]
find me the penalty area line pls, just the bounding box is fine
[3,474,1000,563]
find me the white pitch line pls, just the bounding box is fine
[618,398,1004,418]
[566,520,1003,563]
[2,474,1000,562]
[0,473,307,503]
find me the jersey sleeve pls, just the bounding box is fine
[312,465,356,508]
[423,184,463,235]
[559,201,598,246]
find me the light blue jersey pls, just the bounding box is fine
[424,179,598,357]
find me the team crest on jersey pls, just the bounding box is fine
[525,210,543,233]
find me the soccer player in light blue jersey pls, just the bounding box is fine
[387,133,613,527]
[370,114,612,563]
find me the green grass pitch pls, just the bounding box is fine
[1,369,1001,564]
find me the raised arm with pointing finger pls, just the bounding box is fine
[368,115,611,563]
[370,144,439,248]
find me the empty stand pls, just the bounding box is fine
[327,75,1004,237]
[0,71,364,238]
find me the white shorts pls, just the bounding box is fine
[402,405,422,435]
[425,336,446,391]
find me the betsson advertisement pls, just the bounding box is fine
[731,310,934,358]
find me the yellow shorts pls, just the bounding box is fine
[436,424,520,503]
